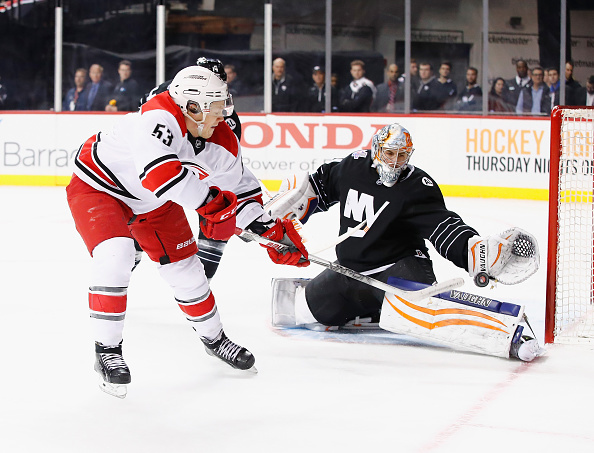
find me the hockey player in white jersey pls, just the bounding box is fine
[138,57,256,281]
[267,122,545,362]
[66,64,308,398]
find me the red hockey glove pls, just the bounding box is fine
[196,187,237,241]
[261,219,310,267]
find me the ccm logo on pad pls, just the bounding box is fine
[219,207,237,221]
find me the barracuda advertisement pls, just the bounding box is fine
[0,112,550,199]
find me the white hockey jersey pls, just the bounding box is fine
[73,92,264,227]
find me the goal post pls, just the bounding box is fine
[545,106,594,344]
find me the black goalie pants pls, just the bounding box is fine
[304,255,436,327]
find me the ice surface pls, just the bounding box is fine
[1,186,593,452]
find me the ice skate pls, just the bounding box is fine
[509,335,546,362]
[94,342,131,398]
[202,330,257,373]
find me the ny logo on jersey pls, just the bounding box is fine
[343,189,389,238]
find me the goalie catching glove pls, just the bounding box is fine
[468,227,539,286]
[261,219,310,267]
[196,187,237,241]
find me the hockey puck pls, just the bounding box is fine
[474,272,490,287]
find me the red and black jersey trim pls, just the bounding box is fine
[180,160,210,180]
[236,187,263,204]
[74,133,139,200]
[139,154,189,198]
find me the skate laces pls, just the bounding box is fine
[101,353,128,371]
[215,337,242,361]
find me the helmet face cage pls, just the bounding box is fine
[371,123,414,187]
[169,66,234,118]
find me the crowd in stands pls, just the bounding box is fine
[2,57,592,115]
[61,60,141,112]
[267,57,594,115]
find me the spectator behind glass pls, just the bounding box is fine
[516,66,551,115]
[0,75,9,110]
[77,64,113,111]
[412,62,441,111]
[506,59,531,107]
[436,61,457,110]
[271,57,301,112]
[305,66,338,113]
[371,63,404,113]
[565,60,582,105]
[224,64,244,97]
[573,75,594,106]
[546,67,561,109]
[62,68,88,111]
[488,77,514,113]
[105,60,140,112]
[331,73,339,89]
[456,67,482,112]
[339,59,376,112]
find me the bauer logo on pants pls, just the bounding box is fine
[176,237,196,249]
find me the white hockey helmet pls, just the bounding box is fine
[168,65,234,119]
[371,123,414,187]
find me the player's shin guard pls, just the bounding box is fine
[196,236,227,280]
[379,277,542,360]
[177,290,223,340]
[89,287,127,346]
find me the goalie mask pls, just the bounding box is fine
[371,123,414,187]
[169,65,234,124]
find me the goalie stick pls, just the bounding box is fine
[235,227,464,302]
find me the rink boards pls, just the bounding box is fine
[0,111,550,200]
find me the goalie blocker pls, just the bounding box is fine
[271,277,544,361]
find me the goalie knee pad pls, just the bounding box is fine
[271,278,313,326]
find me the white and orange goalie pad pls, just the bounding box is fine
[265,172,318,223]
[379,278,524,358]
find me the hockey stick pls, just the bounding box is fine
[235,227,464,302]
[308,219,367,254]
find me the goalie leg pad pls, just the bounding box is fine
[271,278,312,326]
[379,290,524,359]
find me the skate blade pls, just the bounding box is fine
[98,377,128,399]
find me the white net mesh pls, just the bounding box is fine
[554,108,594,343]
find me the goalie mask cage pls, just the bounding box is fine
[546,106,594,344]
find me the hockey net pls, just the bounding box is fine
[546,106,594,343]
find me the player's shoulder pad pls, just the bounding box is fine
[141,91,187,136]
[208,121,239,157]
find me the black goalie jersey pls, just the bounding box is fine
[309,149,479,273]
